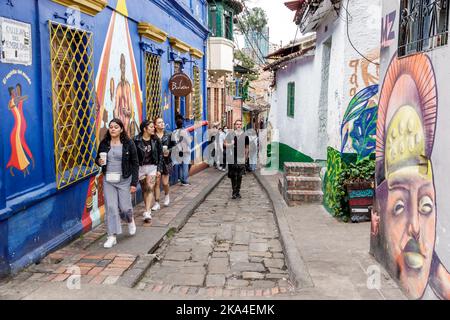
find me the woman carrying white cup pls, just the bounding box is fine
[96,118,139,248]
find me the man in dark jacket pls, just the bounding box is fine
[225,120,249,199]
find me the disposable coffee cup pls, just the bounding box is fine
[163,146,168,152]
[100,152,107,164]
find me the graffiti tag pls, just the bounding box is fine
[381,11,396,48]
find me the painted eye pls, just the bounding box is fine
[393,200,405,216]
[419,196,433,215]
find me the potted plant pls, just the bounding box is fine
[342,158,375,223]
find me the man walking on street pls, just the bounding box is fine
[225,120,249,199]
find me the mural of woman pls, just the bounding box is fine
[6,83,33,177]
[373,53,450,300]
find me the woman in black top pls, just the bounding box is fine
[133,120,163,223]
[96,118,139,248]
[152,117,176,210]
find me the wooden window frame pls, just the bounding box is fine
[287,82,295,118]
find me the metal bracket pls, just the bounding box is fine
[53,9,91,30]
[140,41,165,56]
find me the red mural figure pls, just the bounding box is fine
[373,53,450,299]
[6,83,33,176]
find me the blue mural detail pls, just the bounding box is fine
[349,189,374,199]
[0,0,209,278]
[341,85,379,162]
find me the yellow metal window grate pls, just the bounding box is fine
[145,52,162,120]
[193,66,202,121]
[49,22,98,190]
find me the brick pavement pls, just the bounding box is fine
[138,173,296,297]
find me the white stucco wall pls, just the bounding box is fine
[269,54,321,159]
[269,0,381,160]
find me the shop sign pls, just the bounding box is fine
[0,17,32,66]
[169,72,192,97]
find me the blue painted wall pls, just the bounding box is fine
[0,0,209,277]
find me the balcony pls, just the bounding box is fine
[207,37,235,76]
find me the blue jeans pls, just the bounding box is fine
[175,163,190,184]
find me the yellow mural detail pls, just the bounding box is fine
[116,0,128,17]
[385,105,430,180]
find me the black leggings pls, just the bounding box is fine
[230,174,243,194]
[228,164,245,194]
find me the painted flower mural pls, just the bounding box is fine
[341,84,378,162]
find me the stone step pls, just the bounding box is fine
[285,190,323,204]
[284,162,321,177]
[284,176,322,191]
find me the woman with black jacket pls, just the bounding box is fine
[152,117,176,210]
[133,120,163,223]
[96,118,139,249]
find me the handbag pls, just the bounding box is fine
[105,172,121,183]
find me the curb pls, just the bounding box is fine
[119,171,227,288]
[253,170,314,290]
[117,254,157,288]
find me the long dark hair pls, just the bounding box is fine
[102,118,130,143]
[139,119,155,138]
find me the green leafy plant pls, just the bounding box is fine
[324,148,375,222]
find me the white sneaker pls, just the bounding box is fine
[103,236,117,248]
[143,211,152,222]
[151,202,160,211]
[164,194,170,207]
[128,219,136,236]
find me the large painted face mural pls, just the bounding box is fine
[374,53,450,299]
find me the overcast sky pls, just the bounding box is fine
[237,0,300,48]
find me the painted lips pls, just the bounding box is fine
[403,239,425,270]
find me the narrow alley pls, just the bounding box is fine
[0,169,405,300]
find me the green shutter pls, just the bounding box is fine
[287,82,295,117]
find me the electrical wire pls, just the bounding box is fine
[345,0,380,65]
[239,0,277,46]
[235,14,268,65]
[236,16,268,64]
[290,24,300,55]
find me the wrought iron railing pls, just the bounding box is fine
[399,0,449,57]
[49,22,97,189]
[144,52,162,120]
[193,66,202,121]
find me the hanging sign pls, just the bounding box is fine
[169,72,192,97]
[0,17,32,66]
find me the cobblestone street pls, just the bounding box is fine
[0,170,406,300]
[138,174,293,297]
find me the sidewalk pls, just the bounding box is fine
[0,168,225,299]
[255,169,407,300]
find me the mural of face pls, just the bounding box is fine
[376,54,439,299]
[384,106,436,299]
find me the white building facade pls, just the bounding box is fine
[268,0,381,161]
